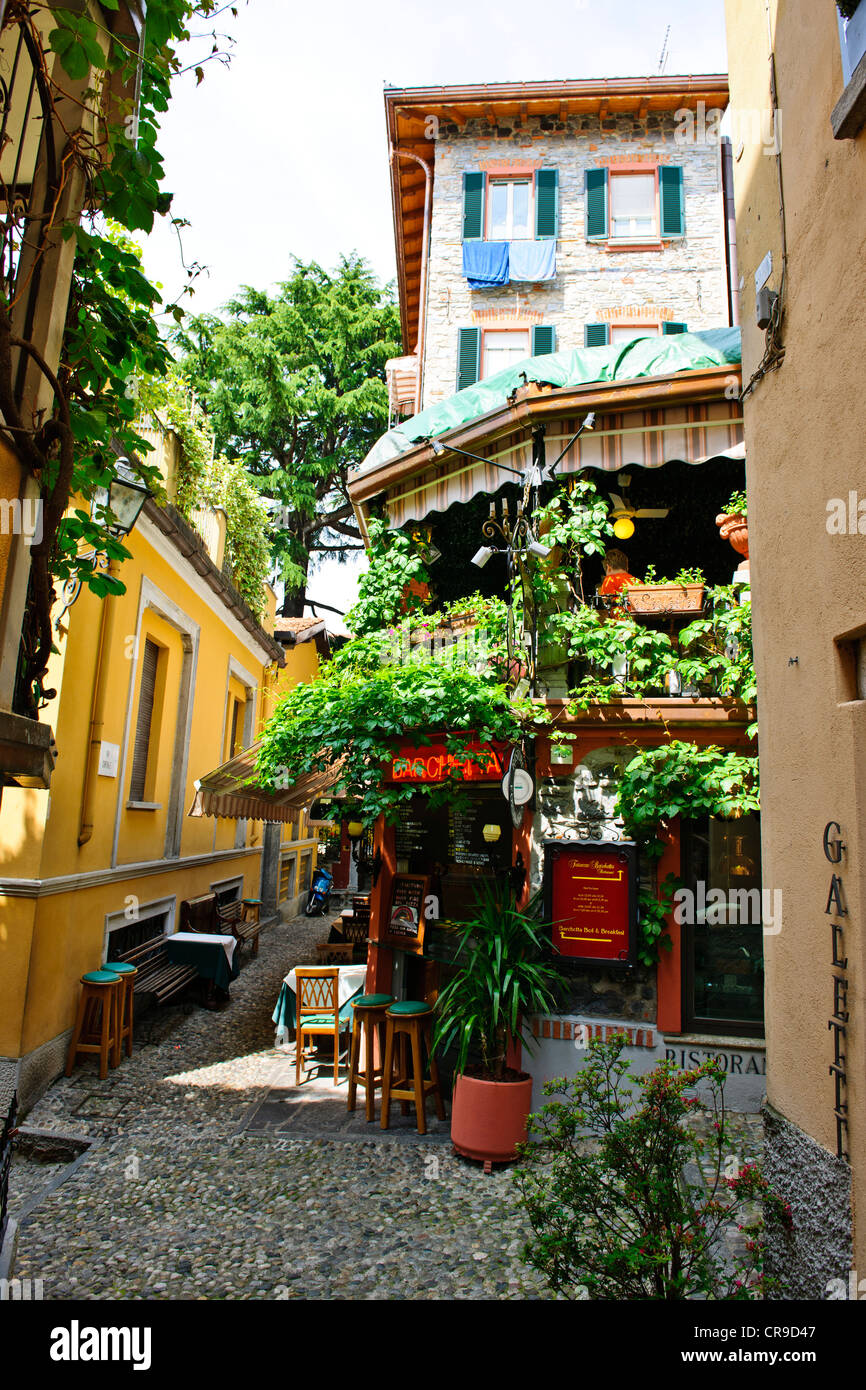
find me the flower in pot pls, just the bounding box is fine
[716,489,749,577]
[626,565,706,616]
[432,879,563,1168]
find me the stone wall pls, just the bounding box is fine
[423,112,729,407]
[763,1102,852,1299]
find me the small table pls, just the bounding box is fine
[166,932,239,992]
[273,964,367,1045]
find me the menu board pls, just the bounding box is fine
[395,818,427,861]
[383,874,430,954]
[449,806,492,866]
[543,840,637,969]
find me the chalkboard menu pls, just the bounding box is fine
[542,840,638,970]
[395,818,427,862]
[383,874,430,954]
[448,801,508,867]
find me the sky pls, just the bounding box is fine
[142,0,730,624]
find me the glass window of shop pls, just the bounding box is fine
[680,814,765,1037]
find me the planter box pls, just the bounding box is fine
[626,583,705,616]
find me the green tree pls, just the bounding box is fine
[175,255,402,613]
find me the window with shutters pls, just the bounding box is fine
[463,168,558,241]
[585,321,686,347]
[459,325,556,387]
[128,637,163,805]
[585,165,685,245]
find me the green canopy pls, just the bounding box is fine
[357,328,741,477]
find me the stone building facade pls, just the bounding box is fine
[421,111,732,408]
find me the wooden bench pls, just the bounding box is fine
[116,935,198,1005]
[216,898,261,960]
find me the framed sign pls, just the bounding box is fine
[542,839,638,970]
[382,874,430,955]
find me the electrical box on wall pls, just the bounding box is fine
[756,286,778,330]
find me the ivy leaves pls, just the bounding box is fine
[346,517,431,636]
[255,632,525,826]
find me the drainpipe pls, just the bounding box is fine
[391,147,432,415]
[78,565,118,847]
[720,136,740,326]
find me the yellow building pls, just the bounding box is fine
[724,0,866,1294]
[0,418,320,1110]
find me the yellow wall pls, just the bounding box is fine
[0,508,279,1062]
[725,0,866,1274]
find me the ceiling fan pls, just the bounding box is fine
[607,472,669,523]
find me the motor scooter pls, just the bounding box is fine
[304,865,333,916]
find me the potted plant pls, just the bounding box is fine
[433,879,563,1169]
[716,488,749,578]
[626,565,706,615]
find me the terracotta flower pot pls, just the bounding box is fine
[625,583,705,615]
[716,512,749,559]
[450,1071,534,1167]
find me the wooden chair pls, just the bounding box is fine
[342,896,371,963]
[316,916,354,964]
[294,969,349,1086]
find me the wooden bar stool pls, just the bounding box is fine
[103,961,138,1067]
[65,971,122,1081]
[347,994,395,1122]
[380,1001,446,1136]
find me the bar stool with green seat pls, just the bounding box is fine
[347,993,395,1122]
[380,1000,446,1136]
[65,971,122,1081]
[103,960,138,1067]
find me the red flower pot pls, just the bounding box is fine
[450,1071,534,1167]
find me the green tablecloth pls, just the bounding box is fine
[166,935,239,991]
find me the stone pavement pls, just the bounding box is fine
[8,912,762,1301]
[9,913,548,1300]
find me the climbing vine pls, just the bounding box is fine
[0,2,238,714]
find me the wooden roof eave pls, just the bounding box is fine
[347,365,743,509]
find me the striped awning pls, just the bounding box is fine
[382,398,743,528]
[188,743,341,824]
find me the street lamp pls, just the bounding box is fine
[92,459,151,537]
[54,458,152,628]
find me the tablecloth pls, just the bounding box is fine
[166,932,239,991]
[272,964,368,1043]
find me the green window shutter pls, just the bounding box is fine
[457,327,481,390]
[531,325,556,356]
[662,321,688,335]
[535,169,559,238]
[462,171,486,241]
[585,168,609,240]
[659,166,685,237]
[584,323,610,347]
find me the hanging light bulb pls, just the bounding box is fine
[482,823,502,843]
[613,516,635,540]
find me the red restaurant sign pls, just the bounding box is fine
[543,840,637,968]
[387,741,507,784]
